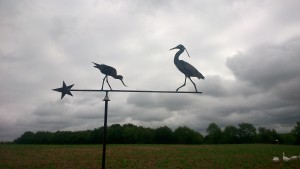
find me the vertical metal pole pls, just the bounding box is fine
[102,91,110,169]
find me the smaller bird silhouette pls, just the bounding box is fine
[92,62,127,90]
[170,44,204,92]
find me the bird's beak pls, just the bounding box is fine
[170,47,177,51]
[92,62,98,68]
[185,49,190,58]
[120,79,127,87]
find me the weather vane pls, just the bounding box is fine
[52,45,203,169]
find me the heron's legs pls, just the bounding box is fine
[106,76,112,90]
[176,76,187,92]
[101,76,107,90]
[188,77,198,92]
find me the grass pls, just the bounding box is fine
[1,144,300,169]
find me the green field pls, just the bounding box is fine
[1,144,300,169]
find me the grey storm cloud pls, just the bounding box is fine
[225,38,300,127]
[1,0,300,141]
[227,39,300,90]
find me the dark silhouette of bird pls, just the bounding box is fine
[170,44,204,92]
[92,62,127,90]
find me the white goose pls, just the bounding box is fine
[272,157,280,162]
[283,152,290,162]
[290,155,298,160]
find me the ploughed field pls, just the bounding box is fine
[1,144,300,169]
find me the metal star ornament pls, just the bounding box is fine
[52,81,74,99]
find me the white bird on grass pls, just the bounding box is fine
[272,157,280,162]
[290,155,298,160]
[283,152,290,162]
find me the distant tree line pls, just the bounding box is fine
[204,122,300,145]
[14,124,204,144]
[13,122,300,145]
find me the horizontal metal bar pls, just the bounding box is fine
[70,89,202,94]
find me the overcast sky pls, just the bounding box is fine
[1,0,300,141]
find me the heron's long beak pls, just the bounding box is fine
[185,49,190,57]
[120,79,127,87]
[170,47,177,50]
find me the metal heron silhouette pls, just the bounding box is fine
[93,62,127,90]
[170,44,205,92]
